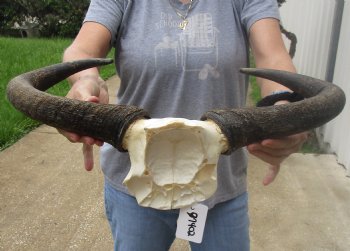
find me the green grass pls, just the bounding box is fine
[249,77,261,105]
[0,37,116,150]
[248,53,261,105]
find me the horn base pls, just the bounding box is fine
[6,59,150,151]
[202,68,346,153]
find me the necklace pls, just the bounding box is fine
[169,0,194,30]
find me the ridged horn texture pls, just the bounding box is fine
[201,68,346,155]
[7,58,149,152]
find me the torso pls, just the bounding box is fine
[83,0,280,208]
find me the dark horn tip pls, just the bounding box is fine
[97,58,114,65]
[79,58,114,65]
[68,58,114,68]
[239,68,263,75]
[239,68,252,73]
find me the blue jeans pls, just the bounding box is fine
[104,181,250,251]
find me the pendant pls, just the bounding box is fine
[178,20,189,30]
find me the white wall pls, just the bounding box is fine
[279,0,335,79]
[280,0,350,175]
[321,1,350,175]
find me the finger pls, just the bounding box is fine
[85,94,108,106]
[85,95,100,103]
[248,136,306,156]
[83,144,94,171]
[249,143,299,159]
[263,165,280,186]
[248,148,287,166]
[261,133,309,149]
[57,129,81,143]
[261,138,298,149]
[57,127,104,147]
[80,136,104,147]
[247,143,290,157]
[80,136,96,145]
[95,139,104,147]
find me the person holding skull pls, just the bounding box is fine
[58,0,308,250]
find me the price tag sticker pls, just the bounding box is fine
[176,204,208,244]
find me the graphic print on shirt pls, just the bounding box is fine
[155,12,220,80]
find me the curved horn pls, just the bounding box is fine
[201,69,346,154]
[7,58,149,152]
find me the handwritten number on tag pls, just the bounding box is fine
[187,208,198,236]
[176,204,208,243]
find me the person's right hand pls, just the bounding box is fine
[58,75,109,171]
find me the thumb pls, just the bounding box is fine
[263,165,280,186]
[82,144,94,171]
[85,96,100,103]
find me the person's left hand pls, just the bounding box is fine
[247,132,308,186]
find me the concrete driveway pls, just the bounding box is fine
[1,76,349,250]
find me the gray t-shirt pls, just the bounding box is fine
[84,0,280,209]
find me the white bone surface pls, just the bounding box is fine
[122,118,228,210]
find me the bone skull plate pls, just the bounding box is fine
[122,118,228,209]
